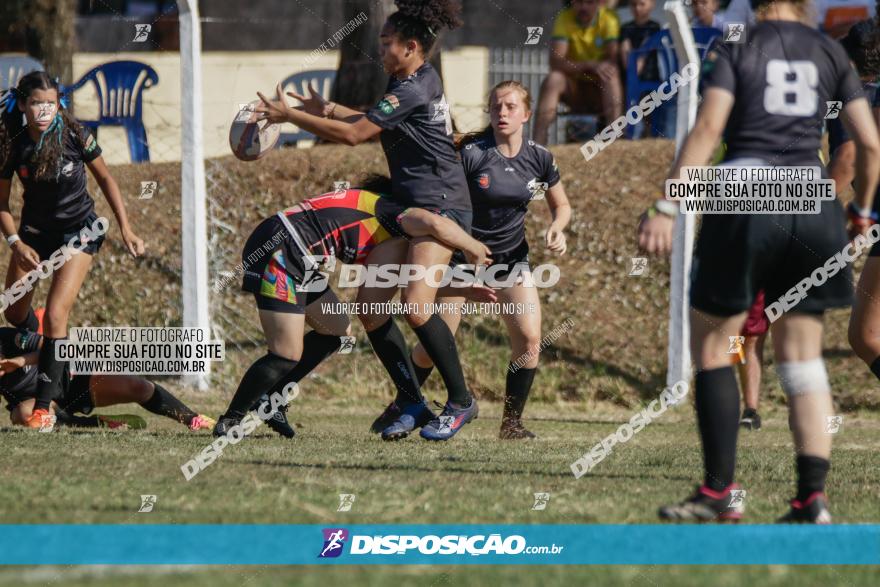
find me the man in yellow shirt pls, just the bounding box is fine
[534,0,623,144]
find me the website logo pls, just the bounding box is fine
[319,528,349,558]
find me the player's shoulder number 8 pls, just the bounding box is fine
[763,59,819,116]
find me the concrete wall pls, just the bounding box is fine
[72,47,490,165]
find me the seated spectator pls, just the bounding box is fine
[620,0,661,79]
[620,0,664,138]
[691,0,723,29]
[534,0,622,144]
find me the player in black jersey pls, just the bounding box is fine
[0,326,214,431]
[376,81,572,440]
[0,72,145,431]
[638,1,880,523]
[256,1,482,441]
[837,21,880,387]
[211,179,491,439]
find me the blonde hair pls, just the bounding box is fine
[455,80,532,150]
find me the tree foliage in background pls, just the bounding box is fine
[0,0,76,85]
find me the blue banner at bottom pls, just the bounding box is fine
[0,524,878,565]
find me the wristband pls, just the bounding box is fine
[650,199,678,218]
[847,201,875,224]
[6,234,20,247]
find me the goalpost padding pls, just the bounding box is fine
[178,0,211,390]
[664,1,700,388]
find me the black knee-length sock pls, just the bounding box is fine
[412,314,471,406]
[410,352,434,387]
[504,365,537,420]
[695,366,740,492]
[869,356,880,381]
[366,318,422,407]
[140,383,198,425]
[796,455,830,501]
[34,338,66,411]
[226,352,298,419]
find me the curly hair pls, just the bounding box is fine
[0,71,85,181]
[841,19,880,79]
[388,0,463,57]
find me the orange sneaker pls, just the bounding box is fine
[188,414,216,431]
[25,408,56,432]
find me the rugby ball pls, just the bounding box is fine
[229,100,281,161]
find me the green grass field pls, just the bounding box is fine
[2,141,880,582]
[1,397,878,584]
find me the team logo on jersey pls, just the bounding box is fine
[60,160,75,177]
[527,178,548,200]
[377,94,399,115]
[319,528,349,558]
[478,174,490,189]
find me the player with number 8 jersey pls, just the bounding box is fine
[638,0,880,523]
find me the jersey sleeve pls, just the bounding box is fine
[551,10,571,41]
[0,151,14,180]
[0,328,40,358]
[537,145,561,187]
[76,126,102,163]
[832,44,864,105]
[459,141,480,178]
[365,81,424,131]
[601,10,621,42]
[699,40,736,96]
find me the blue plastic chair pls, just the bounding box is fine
[625,27,721,139]
[278,69,337,146]
[0,56,44,91]
[68,61,159,163]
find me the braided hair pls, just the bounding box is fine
[387,0,463,57]
[0,71,84,181]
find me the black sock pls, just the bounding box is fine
[140,383,198,425]
[796,455,830,501]
[869,356,880,381]
[366,318,422,407]
[249,331,341,411]
[504,365,536,421]
[10,307,38,332]
[290,331,342,381]
[34,338,66,411]
[411,353,434,387]
[695,366,740,492]
[226,352,298,419]
[412,314,471,407]
[54,408,99,428]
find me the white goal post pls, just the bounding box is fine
[664,1,700,388]
[178,0,211,390]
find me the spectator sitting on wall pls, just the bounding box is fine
[533,0,622,144]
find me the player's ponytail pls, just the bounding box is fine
[388,0,463,57]
[0,88,25,176]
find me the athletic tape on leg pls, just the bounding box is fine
[776,358,831,396]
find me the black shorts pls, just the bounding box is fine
[2,373,94,415]
[451,239,531,285]
[690,200,853,316]
[57,374,95,415]
[19,212,106,261]
[435,208,473,233]
[240,217,327,314]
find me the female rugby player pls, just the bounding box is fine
[256,0,482,441]
[211,180,491,438]
[0,326,214,431]
[0,72,146,430]
[638,0,880,522]
[377,81,571,440]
